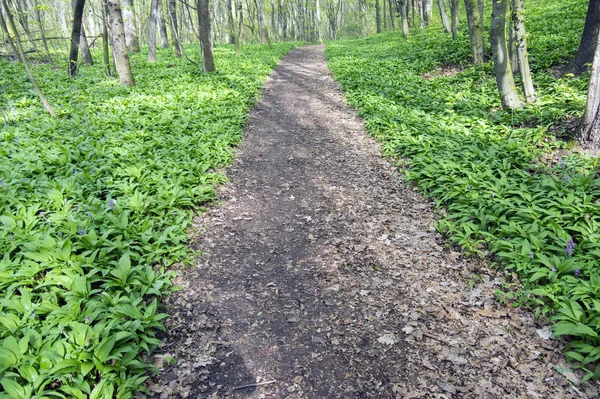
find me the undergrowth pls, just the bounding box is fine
[326,0,600,381]
[0,42,297,398]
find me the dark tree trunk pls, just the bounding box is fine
[68,0,86,77]
[573,0,600,76]
[388,0,395,29]
[157,0,169,48]
[198,0,215,72]
[579,24,600,148]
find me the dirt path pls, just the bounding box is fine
[147,46,598,398]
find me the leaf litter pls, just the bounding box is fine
[146,46,600,398]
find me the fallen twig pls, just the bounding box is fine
[232,380,277,391]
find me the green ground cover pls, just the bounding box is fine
[326,0,600,380]
[0,43,297,398]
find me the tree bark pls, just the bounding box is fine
[511,0,535,103]
[400,0,409,37]
[198,0,215,72]
[121,0,140,52]
[490,0,521,109]
[258,0,265,43]
[388,0,395,30]
[450,0,459,39]
[148,0,158,61]
[464,0,485,64]
[578,24,600,148]
[80,24,94,65]
[168,0,182,56]
[573,0,600,76]
[376,0,381,33]
[102,0,111,76]
[316,0,322,43]
[438,0,451,33]
[157,0,169,48]
[1,0,55,116]
[68,0,86,77]
[423,0,432,25]
[0,1,19,60]
[107,0,134,86]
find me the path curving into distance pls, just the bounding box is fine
[147,46,596,399]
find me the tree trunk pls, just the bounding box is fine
[418,0,424,28]
[423,0,432,25]
[490,0,521,109]
[376,0,381,33]
[511,0,535,103]
[388,0,395,29]
[573,0,600,76]
[508,15,518,74]
[107,0,135,86]
[450,0,459,39]
[157,0,169,48]
[438,0,451,33]
[198,0,215,72]
[278,0,283,38]
[258,0,265,43]
[579,26,600,148]
[168,0,182,56]
[68,0,86,77]
[464,0,485,64]
[0,2,19,60]
[316,0,322,43]
[80,24,94,65]
[102,0,111,76]
[148,0,158,61]
[122,0,140,52]
[1,0,55,116]
[400,0,409,37]
[34,0,51,61]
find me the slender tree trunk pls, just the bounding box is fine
[400,0,409,37]
[375,0,381,33]
[34,0,51,61]
[579,27,600,148]
[107,0,134,86]
[258,0,265,43]
[11,0,36,50]
[511,0,535,103]
[168,0,181,56]
[68,0,86,77]
[271,0,276,36]
[198,0,215,72]
[0,2,19,60]
[157,0,169,48]
[316,0,322,43]
[464,0,485,64]
[508,14,518,74]
[450,0,459,39]
[438,0,450,32]
[102,0,111,75]
[278,0,283,38]
[573,0,600,76]
[490,0,521,109]
[418,0,424,28]
[388,0,395,29]
[1,0,55,116]
[148,0,158,61]
[383,0,387,31]
[80,24,94,65]
[231,0,240,55]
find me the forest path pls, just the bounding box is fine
[148,46,585,398]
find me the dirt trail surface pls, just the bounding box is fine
[147,46,599,398]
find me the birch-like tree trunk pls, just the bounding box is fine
[464,0,485,64]
[198,0,215,72]
[400,0,409,37]
[511,0,535,103]
[423,0,432,25]
[438,0,450,33]
[122,0,140,52]
[148,0,158,61]
[107,0,134,86]
[450,0,459,39]
[68,0,86,77]
[578,25,600,148]
[490,0,521,109]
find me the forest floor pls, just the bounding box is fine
[146,46,599,398]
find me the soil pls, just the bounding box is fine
[146,46,600,398]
